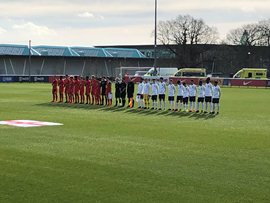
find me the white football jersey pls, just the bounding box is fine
[177,84,184,96]
[151,83,159,96]
[168,84,176,97]
[189,84,197,97]
[197,85,206,98]
[212,85,221,98]
[137,83,143,94]
[183,86,189,98]
[205,83,213,97]
[142,82,151,95]
[158,82,166,94]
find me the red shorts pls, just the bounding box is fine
[75,89,80,95]
[59,88,64,94]
[52,89,57,94]
[80,90,84,96]
[85,88,90,96]
[95,92,100,97]
[69,88,75,95]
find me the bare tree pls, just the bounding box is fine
[226,22,269,46]
[189,18,218,45]
[258,19,270,46]
[157,15,218,46]
[157,20,173,45]
[156,15,218,67]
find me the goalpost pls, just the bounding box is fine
[115,66,152,78]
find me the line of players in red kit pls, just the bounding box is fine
[52,75,113,106]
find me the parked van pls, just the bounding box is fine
[174,68,206,77]
[144,67,178,77]
[134,71,148,77]
[233,68,267,79]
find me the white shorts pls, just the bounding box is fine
[108,93,113,100]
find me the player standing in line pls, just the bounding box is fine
[158,77,166,110]
[95,78,101,105]
[196,80,205,113]
[69,76,75,103]
[137,78,144,109]
[151,79,159,110]
[106,80,112,106]
[168,79,176,111]
[211,81,221,114]
[114,78,121,107]
[100,77,107,105]
[64,75,70,103]
[142,78,151,109]
[182,82,189,112]
[79,77,85,104]
[189,80,197,112]
[51,76,58,102]
[90,75,96,105]
[204,77,213,113]
[58,76,64,103]
[175,80,184,112]
[127,78,135,108]
[74,76,80,104]
[85,76,91,104]
[120,79,127,107]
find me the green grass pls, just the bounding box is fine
[0,83,270,203]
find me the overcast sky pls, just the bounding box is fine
[0,0,270,46]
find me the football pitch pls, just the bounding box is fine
[0,83,270,203]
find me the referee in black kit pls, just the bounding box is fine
[120,79,127,107]
[114,78,121,107]
[100,77,107,105]
[127,77,135,108]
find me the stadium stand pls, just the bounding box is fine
[0,44,151,77]
[33,46,80,57]
[0,44,40,56]
[72,47,112,57]
[104,48,146,58]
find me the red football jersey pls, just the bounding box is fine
[85,80,91,95]
[74,79,80,94]
[95,80,101,95]
[69,79,75,94]
[80,80,85,95]
[58,79,64,93]
[52,79,58,90]
[90,80,95,94]
[106,82,112,94]
[64,79,70,93]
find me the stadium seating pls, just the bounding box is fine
[0,44,149,77]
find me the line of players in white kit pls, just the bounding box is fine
[136,77,221,114]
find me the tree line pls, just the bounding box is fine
[157,15,270,47]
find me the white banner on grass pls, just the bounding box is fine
[0,120,63,128]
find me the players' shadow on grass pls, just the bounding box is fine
[36,102,108,111]
[188,112,217,120]
[37,103,217,120]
